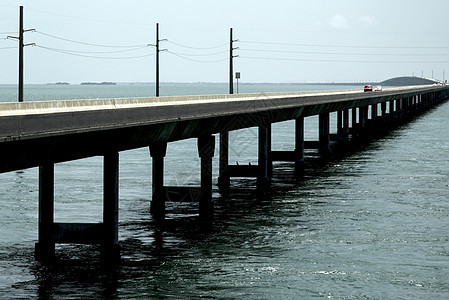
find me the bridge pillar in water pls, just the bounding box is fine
[398,98,404,117]
[218,131,230,190]
[102,151,120,260]
[342,109,350,140]
[35,151,120,261]
[371,104,378,120]
[222,123,273,185]
[337,110,350,140]
[319,112,330,155]
[198,135,215,219]
[351,108,358,137]
[381,102,387,117]
[35,163,55,259]
[390,100,395,118]
[258,124,270,186]
[359,106,368,129]
[337,110,343,135]
[267,124,273,178]
[149,143,168,218]
[404,97,410,114]
[270,117,304,175]
[295,117,305,172]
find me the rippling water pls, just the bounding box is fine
[1,83,448,299]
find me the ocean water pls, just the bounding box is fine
[0,83,448,299]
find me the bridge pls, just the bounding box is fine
[1,85,448,260]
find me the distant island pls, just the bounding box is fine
[47,82,70,85]
[80,82,117,86]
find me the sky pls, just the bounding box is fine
[1,0,449,84]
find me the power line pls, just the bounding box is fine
[239,48,449,57]
[239,55,449,64]
[35,30,148,48]
[239,40,449,50]
[36,45,154,59]
[167,51,228,63]
[166,39,228,50]
[35,44,150,54]
[235,26,449,36]
[166,49,228,57]
[0,4,15,8]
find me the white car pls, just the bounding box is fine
[374,85,382,91]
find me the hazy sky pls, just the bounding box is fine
[1,0,449,84]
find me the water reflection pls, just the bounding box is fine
[22,161,316,298]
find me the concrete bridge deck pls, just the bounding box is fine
[0,85,446,173]
[0,86,435,140]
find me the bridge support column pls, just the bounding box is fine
[337,110,343,135]
[150,143,168,218]
[268,124,273,178]
[198,135,215,219]
[351,108,358,137]
[295,117,305,173]
[371,104,378,121]
[319,112,330,155]
[398,98,404,117]
[218,132,230,190]
[390,100,395,118]
[359,106,368,129]
[258,124,270,186]
[381,102,387,117]
[35,152,120,261]
[270,117,304,175]
[403,97,409,114]
[342,109,350,140]
[102,151,120,260]
[35,163,55,260]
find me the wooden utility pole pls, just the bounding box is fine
[18,6,24,102]
[229,28,234,94]
[9,6,34,102]
[156,23,160,97]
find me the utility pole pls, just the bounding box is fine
[154,23,167,97]
[156,23,160,97]
[229,28,233,94]
[229,28,238,94]
[8,6,34,102]
[18,6,24,102]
